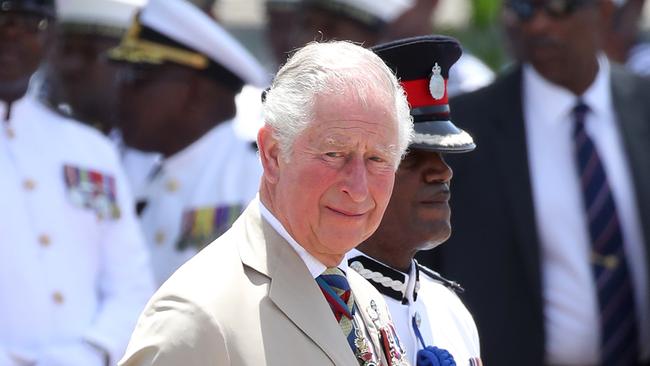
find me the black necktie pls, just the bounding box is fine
[572,101,639,365]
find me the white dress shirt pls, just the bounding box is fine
[256,198,386,362]
[0,94,154,366]
[348,249,481,366]
[523,56,649,364]
[257,196,349,277]
[138,120,262,285]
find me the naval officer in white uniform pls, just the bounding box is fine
[0,1,154,365]
[108,0,269,285]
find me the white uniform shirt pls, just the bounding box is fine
[0,94,154,366]
[138,120,262,285]
[524,56,649,364]
[109,130,162,204]
[349,249,481,366]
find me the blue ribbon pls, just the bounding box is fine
[412,315,456,366]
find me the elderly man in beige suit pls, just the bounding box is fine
[119,40,414,366]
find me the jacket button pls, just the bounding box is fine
[52,291,64,305]
[38,234,51,247]
[155,230,166,245]
[23,179,36,191]
[165,179,180,192]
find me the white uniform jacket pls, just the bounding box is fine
[0,94,154,366]
[349,250,482,366]
[137,120,262,285]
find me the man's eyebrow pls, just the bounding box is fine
[318,135,398,157]
[375,144,399,157]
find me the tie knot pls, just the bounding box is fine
[319,267,350,293]
[573,101,590,120]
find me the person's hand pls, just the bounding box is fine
[416,346,456,366]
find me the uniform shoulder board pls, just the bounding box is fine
[417,263,465,294]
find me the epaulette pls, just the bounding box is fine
[416,262,465,294]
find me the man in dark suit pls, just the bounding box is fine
[418,0,650,365]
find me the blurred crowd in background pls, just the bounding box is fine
[2,0,650,365]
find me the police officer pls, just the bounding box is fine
[0,0,154,364]
[348,36,482,366]
[108,0,269,285]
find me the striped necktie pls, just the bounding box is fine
[316,267,358,353]
[572,101,639,365]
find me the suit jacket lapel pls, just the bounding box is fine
[238,203,358,365]
[490,67,544,304]
[610,66,650,277]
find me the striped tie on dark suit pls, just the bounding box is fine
[572,101,639,365]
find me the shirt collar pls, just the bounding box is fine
[523,53,611,126]
[347,248,420,304]
[582,54,612,120]
[256,195,349,279]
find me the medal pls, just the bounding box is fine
[352,316,378,366]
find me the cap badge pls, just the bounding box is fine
[428,62,445,100]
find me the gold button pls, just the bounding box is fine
[5,126,15,139]
[155,230,166,245]
[165,179,179,192]
[52,291,64,305]
[23,179,36,191]
[38,234,51,247]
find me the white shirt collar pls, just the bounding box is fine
[523,54,612,127]
[256,195,349,278]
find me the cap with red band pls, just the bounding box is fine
[372,35,475,153]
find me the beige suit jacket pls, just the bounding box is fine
[119,202,407,365]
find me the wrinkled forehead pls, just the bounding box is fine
[306,98,399,152]
[312,89,397,128]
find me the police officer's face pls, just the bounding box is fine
[0,10,52,89]
[46,32,121,132]
[503,0,605,88]
[367,149,453,252]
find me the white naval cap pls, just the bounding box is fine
[56,0,145,37]
[303,0,414,27]
[108,0,269,89]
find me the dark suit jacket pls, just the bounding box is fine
[417,64,650,366]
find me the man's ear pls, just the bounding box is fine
[257,125,281,184]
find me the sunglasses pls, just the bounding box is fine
[505,0,595,21]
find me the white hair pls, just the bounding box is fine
[262,40,413,168]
